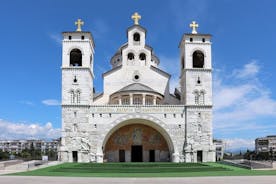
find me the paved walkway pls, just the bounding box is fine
[0,176,276,184]
[0,161,61,175]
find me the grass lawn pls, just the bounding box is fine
[10,162,276,177]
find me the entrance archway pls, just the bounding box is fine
[102,118,174,162]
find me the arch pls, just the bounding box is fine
[139,53,146,61]
[133,32,140,42]
[127,52,135,60]
[192,50,204,68]
[75,89,81,104]
[70,49,82,66]
[101,115,175,158]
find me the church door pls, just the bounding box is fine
[197,151,203,162]
[119,150,125,162]
[149,150,155,162]
[72,151,78,162]
[131,145,143,162]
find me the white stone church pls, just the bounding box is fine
[59,13,216,163]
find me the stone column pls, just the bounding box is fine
[118,95,122,105]
[142,94,146,105]
[130,94,133,105]
[153,96,157,105]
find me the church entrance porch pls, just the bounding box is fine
[104,124,170,162]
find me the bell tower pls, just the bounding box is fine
[60,19,95,162]
[61,19,95,105]
[179,21,215,162]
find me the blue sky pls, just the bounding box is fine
[1,0,276,151]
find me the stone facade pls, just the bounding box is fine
[59,17,216,163]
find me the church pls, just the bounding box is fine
[59,13,216,163]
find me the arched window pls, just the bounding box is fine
[199,91,205,105]
[127,53,134,60]
[133,33,140,42]
[194,90,199,105]
[193,50,204,68]
[145,95,153,105]
[133,95,142,105]
[70,49,82,66]
[70,90,75,104]
[121,95,130,105]
[156,97,162,105]
[111,97,119,105]
[76,90,81,104]
[139,53,146,61]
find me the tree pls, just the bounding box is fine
[0,150,9,160]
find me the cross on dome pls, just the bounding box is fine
[131,12,141,25]
[75,19,84,32]
[189,21,199,34]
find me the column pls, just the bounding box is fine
[118,95,122,105]
[153,96,157,105]
[142,94,146,105]
[130,94,133,105]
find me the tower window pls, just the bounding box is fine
[197,77,201,84]
[181,57,185,69]
[190,38,193,42]
[139,53,146,60]
[73,76,78,83]
[193,50,204,68]
[127,53,134,60]
[202,38,205,42]
[133,32,140,42]
[70,49,82,66]
[70,90,75,103]
[81,35,85,40]
[68,36,72,40]
[76,90,81,104]
[199,91,205,105]
[194,90,199,105]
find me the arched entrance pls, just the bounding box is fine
[103,119,173,162]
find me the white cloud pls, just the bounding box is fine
[49,33,61,45]
[0,119,60,140]
[232,60,259,79]
[224,138,255,151]
[42,99,60,106]
[213,61,276,135]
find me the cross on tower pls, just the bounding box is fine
[131,12,141,25]
[189,21,199,34]
[75,19,84,32]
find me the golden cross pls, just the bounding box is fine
[189,21,199,34]
[131,12,141,25]
[75,19,84,32]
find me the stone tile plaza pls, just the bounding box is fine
[59,13,215,163]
